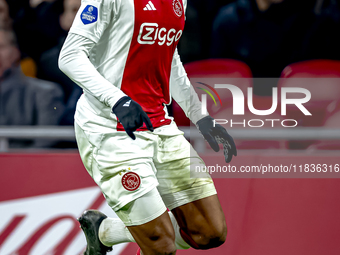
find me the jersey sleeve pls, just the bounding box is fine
[69,0,117,43]
[58,33,126,108]
[183,0,187,15]
[170,48,208,124]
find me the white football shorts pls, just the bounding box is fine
[75,121,216,226]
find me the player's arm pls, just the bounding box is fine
[59,33,126,108]
[58,0,152,139]
[169,49,237,163]
[59,0,126,107]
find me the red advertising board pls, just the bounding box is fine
[1,152,340,255]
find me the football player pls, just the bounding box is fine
[59,0,237,254]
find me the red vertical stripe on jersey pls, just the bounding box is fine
[118,0,185,131]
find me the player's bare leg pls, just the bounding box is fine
[78,195,225,254]
[130,194,227,253]
[171,194,227,249]
[78,209,177,255]
[127,211,176,255]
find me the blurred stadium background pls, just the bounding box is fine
[1,0,340,254]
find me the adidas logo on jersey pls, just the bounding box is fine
[143,1,156,11]
[123,100,131,107]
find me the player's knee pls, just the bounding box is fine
[189,223,227,249]
[160,245,177,255]
[148,246,177,255]
[210,223,228,247]
[149,240,177,255]
[145,234,177,255]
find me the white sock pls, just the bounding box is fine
[168,211,191,250]
[98,212,190,250]
[98,218,135,246]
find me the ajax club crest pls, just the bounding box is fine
[172,0,183,18]
[121,171,141,191]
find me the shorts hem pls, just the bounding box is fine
[122,203,167,226]
[111,183,158,211]
[162,183,217,211]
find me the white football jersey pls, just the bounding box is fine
[60,0,206,132]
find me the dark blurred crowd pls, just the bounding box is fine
[179,0,340,76]
[0,0,339,148]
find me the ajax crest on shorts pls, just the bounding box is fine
[122,171,141,191]
[81,5,98,25]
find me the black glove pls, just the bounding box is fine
[196,116,237,163]
[112,96,154,140]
